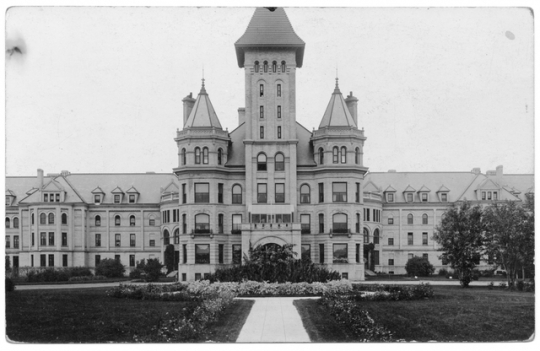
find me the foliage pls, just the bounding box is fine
[405,256,435,277]
[483,201,534,287]
[6,256,11,272]
[164,244,176,273]
[349,283,434,301]
[433,202,484,287]
[26,267,94,282]
[96,258,126,278]
[68,275,107,282]
[438,268,448,276]
[364,243,375,271]
[130,258,164,282]
[6,277,15,292]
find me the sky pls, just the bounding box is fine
[5,6,534,176]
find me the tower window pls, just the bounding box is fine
[202,147,209,164]
[341,146,347,163]
[275,183,285,203]
[300,184,310,203]
[182,148,186,165]
[272,61,277,73]
[333,147,339,163]
[254,61,259,73]
[264,61,268,73]
[195,147,201,164]
[355,147,360,164]
[277,126,282,139]
[260,126,264,139]
[275,153,284,171]
[257,184,267,203]
[218,148,222,165]
[257,153,267,171]
[260,106,264,119]
[260,84,264,97]
[281,61,286,72]
[319,148,324,164]
[277,84,281,97]
[277,105,281,119]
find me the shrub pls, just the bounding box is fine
[164,244,175,273]
[471,269,480,281]
[6,277,15,292]
[516,280,525,291]
[96,258,125,278]
[350,283,434,301]
[479,269,495,278]
[131,259,164,282]
[68,275,106,282]
[405,257,435,277]
[438,268,448,276]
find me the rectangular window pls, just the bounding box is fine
[6,236,10,248]
[423,253,429,260]
[195,183,210,203]
[173,210,177,223]
[218,244,224,264]
[374,250,380,265]
[56,193,60,202]
[482,191,486,200]
[442,255,448,265]
[31,255,34,267]
[342,272,348,280]
[232,244,241,264]
[182,214,187,234]
[115,234,121,247]
[130,234,136,247]
[319,244,325,264]
[388,193,394,202]
[115,255,120,262]
[388,258,394,266]
[40,254,46,267]
[260,106,264,119]
[149,239,155,247]
[48,254,54,267]
[441,193,447,202]
[95,234,101,247]
[14,236,20,249]
[300,214,311,234]
[319,214,324,234]
[48,232,55,246]
[195,273,202,281]
[129,195,135,203]
[318,183,324,203]
[356,244,360,263]
[114,195,120,204]
[487,192,492,200]
[422,232,428,245]
[257,183,267,203]
[182,273,187,281]
[129,255,135,267]
[32,233,35,246]
[408,232,413,245]
[218,183,224,204]
[277,84,281,97]
[62,232,67,246]
[277,105,281,119]
[408,253,414,260]
[407,193,413,202]
[94,195,101,204]
[275,183,285,203]
[232,214,242,234]
[422,193,428,202]
[260,126,264,139]
[183,244,187,264]
[301,245,311,261]
[44,193,48,202]
[388,237,394,246]
[355,183,360,203]
[277,126,282,139]
[332,182,347,202]
[493,192,498,200]
[182,184,186,204]
[63,254,68,267]
[40,232,46,246]
[333,244,348,263]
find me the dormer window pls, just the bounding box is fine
[441,193,447,202]
[94,195,101,204]
[407,193,413,202]
[421,193,428,202]
[388,193,394,203]
[129,195,135,203]
[114,195,120,204]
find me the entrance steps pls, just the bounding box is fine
[364,269,377,276]
[166,270,178,278]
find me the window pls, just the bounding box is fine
[332,182,347,202]
[388,217,394,225]
[421,193,428,202]
[218,244,224,264]
[61,213,67,225]
[174,228,180,244]
[482,191,486,200]
[195,147,201,164]
[374,229,380,244]
[183,244,187,264]
[260,84,264,97]
[163,230,170,245]
[260,126,264,139]
[182,214,187,234]
[300,184,310,203]
[232,244,242,264]
[218,148,222,165]
[277,126,282,139]
[195,214,210,233]
[182,148,186,165]
[5,217,10,229]
[300,214,310,234]
[275,183,285,203]
[94,195,101,204]
[6,236,10,248]
[319,148,324,164]
[422,232,428,245]
[441,193,447,202]
[95,215,101,226]
[333,147,339,163]
[356,213,360,233]
[341,146,347,163]
[62,254,68,267]
[364,208,370,222]
[493,192,498,200]
[260,106,264,119]
[407,193,413,202]
[40,232,46,246]
[356,183,360,203]
[129,255,135,267]
[202,147,209,164]
[281,61,286,72]
[356,244,360,263]
[218,183,224,204]
[40,213,46,225]
[319,243,325,263]
[423,253,429,260]
[254,61,259,72]
[487,191,492,200]
[442,254,448,265]
[275,153,284,171]
[332,213,348,233]
[408,232,414,245]
[319,183,324,203]
[422,214,428,225]
[182,184,186,204]
[195,183,210,203]
[130,215,136,226]
[150,234,155,247]
[31,254,34,267]
[115,215,121,226]
[149,216,155,226]
[130,234,136,247]
[41,254,46,267]
[48,232,54,246]
[277,84,281,97]
[374,250,380,265]
[408,253,414,260]
[388,237,394,246]
[49,254,54,267]
[195,273,201,281]
[257,183,267,203]
[301,244,311,261]
[333,244,348,263]
[95,234,101,247]
[319,213,324,234]
[129,195,135,203]
[272,61,277,73]
[32,233,35,246]
[44,193,48,202]
[263,61,268,72]
[115,234,121,247]
[257,153,267,171]
[277,105,281,119]
[355,147,360,164]
[363,227,369,243]
[407,214,413,225]
[232,214,242,234]
[48,213,55,225]
[114,195,120,204]
[62,232,67,246]
[232,185,242,204]
[115,255,120,262]
[388,193,394,202]
[32,213,34,225]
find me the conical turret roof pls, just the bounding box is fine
[318,79,357,128]
[184,80,223,129]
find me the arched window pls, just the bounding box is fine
[202,147,209,164]
[254,61,259,73]
[195,213,210,233]
[275,153,284,171]
[115,215,121,226]
[182,148,186,165]
[363,227,370,243]
[48,213,55,225]
[40,213,46,225]
[5,217,10,229]
[61,213,67,225]
[232,184,242,204]
[407,214,413,225]
[422,213,428,225]
[263,61,268,73]
[355,147,360,164]
[174,228,180,244]
[332,213,348,234]
[260,84,264,97]
[374,228,380,244]
[130,215,136,226]
[341,146,347,163]
[218,214,224,233]
[319,148,324,165]
[164,229,170,245]
[195,147,201,164]
[272,61,277,72]
[257,153,267,171]
[13,217,19,228]
[218,148,222,165]
[300,184,310,203]
[95,215,101,227]
[281,61,286,72]
[333,147,339,163]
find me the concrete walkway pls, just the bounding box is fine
[14,281,169,290]
[236,297,317,343]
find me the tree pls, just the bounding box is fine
[405,256,435,277]
[96,258,125,278]
[433,202,484,287]
[484,201,534,286]
[164,244,175,273]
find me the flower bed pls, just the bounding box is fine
[349,283,434,301]
[68,275,107,282]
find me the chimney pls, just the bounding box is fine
[182,93,196,127]
[238,108,246,126]
[345,91,359,127]
[471,167,481,175]
[496,165,503,185]
[37,168,43,188]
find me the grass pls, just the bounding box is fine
[6,287,253,343]
[295,285,534,342]
[366,275,506,281]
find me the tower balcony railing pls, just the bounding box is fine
[176,127,229,139]
[330,223,350,235]
[312,126,365,138]
[160,192,179,202]
[247,222,301,231]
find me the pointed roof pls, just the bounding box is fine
[162,181,179,194]
[437,185,450,192]
[403,185,416,192]
[43,179,64,191]
[126,186,140,194]
[91,186,105,194]
[363,180,381,193]
[184,81,223,129]
[418,185,431,192]
[235,7,305,68]
[6,189,16,196]
[111,186,124,194]
[318,79,357,128]
[384,185,397,192]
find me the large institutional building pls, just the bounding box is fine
[5,8,534,281]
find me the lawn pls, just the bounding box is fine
[6,287,254,343]
[294,285,534,342]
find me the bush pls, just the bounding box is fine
[131,259,164,282]
[68,275,106,282]
[472,269,480,281]
[129,268,143,279]
[25,267,94,283]
[96,259,125,278]
[438,268,448,276]
[164,245,175,274]
[479,269,495,278]
[405,257,435,277]
[350,283,434,301]
[6,277,15,292]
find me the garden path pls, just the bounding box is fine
[235,297,318,343]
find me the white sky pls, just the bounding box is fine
[5,6,534,176]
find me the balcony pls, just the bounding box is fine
[248,222,301,231]
[160,192,179,202]
[330,223,351,236]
